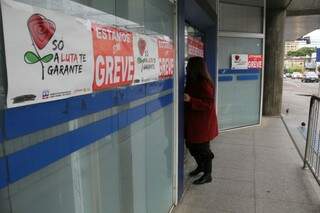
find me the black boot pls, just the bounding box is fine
[189,166,203,177]
[189,158,203,177]
[193,154,213,184]
[193,173,212,185]
[210,152,215,159]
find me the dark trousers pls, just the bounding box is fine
[186,142,214,175]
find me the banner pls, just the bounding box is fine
[248,55,263,69]
[158,39,174,79]
[92,23,135,91]
[316,48,320,62]
[2,0,175,108]
[133,34,160,84]
[2,0,93,108]
[187,36,204,58]
[231,54,248,69]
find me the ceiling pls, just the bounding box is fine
[267,0,291,9]
[274,0,320,40]
[285,15,320,40]
[287,0,320,16]
[267,0,320,40]
[204,0,320,40]
[221,0,264,7]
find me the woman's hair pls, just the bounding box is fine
[186,57,213,85]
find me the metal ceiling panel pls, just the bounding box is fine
[267,0,290,9]
[288,0,320,11]
[285,15,320,40]
[220,0,264,7]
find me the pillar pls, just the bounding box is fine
[263,9,286,116]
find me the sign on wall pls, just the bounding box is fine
[133,34,160,84]
[187,36,204,58]
[2,0,93,108]
[231,54,248,69]
[248,55,263,69]
[1,0,175,108]
[92,23,135,91]
[316,48,320,62]
[158,39,175,79]
[231,54,263,69]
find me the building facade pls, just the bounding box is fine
[285,41,299,55]
[0,0,265,212]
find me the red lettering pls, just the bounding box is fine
[60,53,79,63]
[159,58,174,78]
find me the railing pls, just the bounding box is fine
[303,95,320,185]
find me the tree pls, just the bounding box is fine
[287,47,316,57]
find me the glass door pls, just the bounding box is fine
[217,1,265,130]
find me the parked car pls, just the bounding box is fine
[291,72,303,79]
[285,73,291,78]
[302,72,319,83]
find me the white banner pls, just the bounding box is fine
[231,54,248,70]
[133,34,160,85]
[2,0,93,108]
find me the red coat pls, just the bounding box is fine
[184,79,219,143]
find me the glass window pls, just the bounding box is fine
[218,37,263,129]
[1,0,176,213]
[219,3,263,33]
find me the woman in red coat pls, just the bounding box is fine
[184,57,219,185]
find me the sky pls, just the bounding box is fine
[304,29,320,47]
[302,30,320,59]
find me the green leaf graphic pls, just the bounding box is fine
[41,54,53,63]
[24,51,40,64]
[137,57,146,64]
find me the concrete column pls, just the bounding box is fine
[263,9,286,116]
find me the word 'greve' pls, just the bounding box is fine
[159,58,174,76]
[95,55,134,87]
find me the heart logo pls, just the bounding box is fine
[235,55,240,61]
[28,14,56,50]
[138,38,146,56]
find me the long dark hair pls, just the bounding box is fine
[186,57,213,86]
[187,57,213,86]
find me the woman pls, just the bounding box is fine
[184,57,219,185]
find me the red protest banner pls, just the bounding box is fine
[248,55,263,69]
[158,39,174,79]
[187,36,204,58]
[92,23,135,91]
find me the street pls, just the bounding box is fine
[282,78,319,125]
[281,78,319,155]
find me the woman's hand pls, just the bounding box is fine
[184,93,191,102]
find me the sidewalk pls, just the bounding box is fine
[174,117,320,213]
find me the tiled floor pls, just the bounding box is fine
[174,117,320,213]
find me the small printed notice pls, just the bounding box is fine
[92,23,135,91]
[231,54,249,70]
[231,54,263,70]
